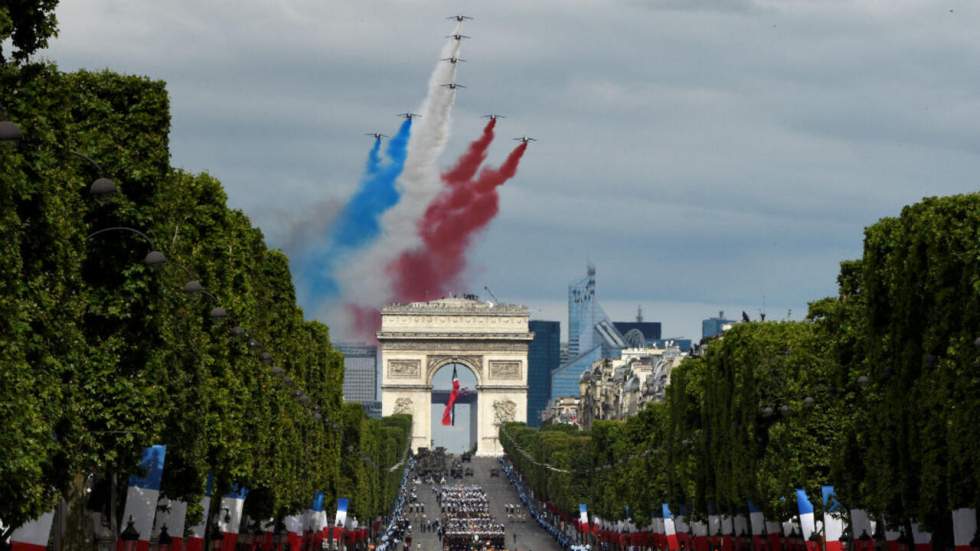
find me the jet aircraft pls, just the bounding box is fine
[514,136,537,144]
[441,56,466,64]
[397,113,421,120]
[441,83,466,90]
[447,33,470,40]
[483,114,506,121]
[364,132,388,140]
[447,15,473,22]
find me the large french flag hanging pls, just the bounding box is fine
[441,365,460,426]
[185,476,213,551]
[795,489,817,551]
[747,502,766,551]
[153,498,188,551]
[9,511,56,551]
[218,486,248,551]
[308,492,326,550]
[912,522,932,551]
[821,487,845,551]
[953,509,977,551]
[119,445,168,551]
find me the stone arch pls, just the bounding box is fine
[425,356,483,387]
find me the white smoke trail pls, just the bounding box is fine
[332,23,464,327]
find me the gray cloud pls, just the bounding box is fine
[44,0,980,339]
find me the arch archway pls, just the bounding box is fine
[430,362,479,453]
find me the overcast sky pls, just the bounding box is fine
[44,0,980,340]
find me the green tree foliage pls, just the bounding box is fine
[0,61,411,532]
[0,0,60,64]
[503,193,978,534]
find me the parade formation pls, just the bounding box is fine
[435,485,506,550]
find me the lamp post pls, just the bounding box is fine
[69,150,117,196]
[121,517,140,551]
[0,103,22,141]
[157,525,172,551]
[87,227,167,267]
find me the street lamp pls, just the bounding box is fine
[230,326,245,337]
[184,280,204,294]
[803,397,815,409]
[779,405,791,416]
[157,525,172,551]
[87,227,167,268]
[856,375,870,388]
[260,352,273,365]
[69,150,117,197]
[121,517,140,551]
[144,250,167,267]
[0,103,22,141]
[210,307,228,320]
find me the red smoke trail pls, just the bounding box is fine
[346,303,381,342]
[442,118,496,186]
[390,142,528,302]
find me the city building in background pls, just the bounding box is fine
[337,343,378,404]
[578,344,687,429]
[527,320,560,426]
[551,265,664,400]
[702,311,737,341]
[541,396,581,426]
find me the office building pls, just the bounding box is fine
[528,320,560,426]
[337,343,378,403]
[702,311,737,341]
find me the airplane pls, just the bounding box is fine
[447,33,470,41]
[514,136,537,144]
[482,113,505,121]
[441,83,466,90]
[447,15,473,22]
[364,132,388,140]
[441,56,466,64]
[397,113,421,120]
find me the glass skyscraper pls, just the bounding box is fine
[551,265,627,400]
[528,320,560,426]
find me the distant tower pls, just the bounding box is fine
[636,305,643,323]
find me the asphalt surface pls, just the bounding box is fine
[406,457,562,551]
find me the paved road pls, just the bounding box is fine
[406,457,562,551]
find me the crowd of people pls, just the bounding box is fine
[375,456,417,551]
[436,485,506,550]
[499,457,586,550]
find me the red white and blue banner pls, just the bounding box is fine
[306,492,326,550]
[9,511,56,551]
[912,522,932,551]
[692,519,709,551]
[748,502,767,551]
[663,504,680,551]
[119,445,167,551]
[795,489,816,543]
[721,514,735,551]
[953,509,977,551]
[153,498,188,551]
[822,486,845,551]
[185,477,213,551]
[284,514,303,551]
[676,508,693,551]
[218,486,248,551]
[579,503,589,533]
[331,498,348,543]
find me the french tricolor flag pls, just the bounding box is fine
[579,503,589,534]
[307,492,326,550]
[153,498,188,551]
[795,489,817,551]
[692,519,709,551]
[765,517,783,551]
[821,487,845,551]
[119,445,167,551]
[218,486,248,551]
[747,502,766,551]
[283,514,303,551]
[953,509,977,551]
[9,511,56,551]
[184,477,213,551]
[912,522,932,551]
[663,504,680,551]
[331,498,348,543]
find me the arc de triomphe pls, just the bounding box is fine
[379,297,531,456]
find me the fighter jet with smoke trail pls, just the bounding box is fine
[441,83,466,90]
[441,56,466,64]
[483,114,505,121]
[447,33,470,41]
[397,113,422,120]
[447,15,473,22]
[514,136,537,144]
[364,132,389,140]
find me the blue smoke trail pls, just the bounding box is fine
[306,118,413,299]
